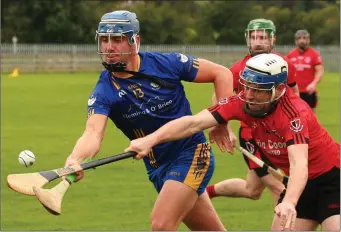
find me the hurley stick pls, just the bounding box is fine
[236,145,288,185]
[7,151,137,195]
[32,157,92,215]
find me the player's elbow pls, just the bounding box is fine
[215,66,233,83]
[215,67,233,94]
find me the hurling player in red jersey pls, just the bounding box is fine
[126,53,340,231]
[208,19,299,206]
[287,29,324,113]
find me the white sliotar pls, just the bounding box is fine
[18,150,36,167]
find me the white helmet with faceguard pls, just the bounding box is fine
[96,10,140,72]
[238,53,288,117]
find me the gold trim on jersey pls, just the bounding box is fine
[136,54,141,71]
[193,58,199,69]
[184,143,211,191]
[87,108,95,118]
[133,128,158,168]
[111,78,121,90]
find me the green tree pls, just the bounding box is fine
[305,5,340,44]
[1,0,339,45]
[1,0,113,43]
[124,1,204,44]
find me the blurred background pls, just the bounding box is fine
[1,1,340,231]
[1,0,340,72]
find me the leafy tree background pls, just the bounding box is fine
[1,0,339,44]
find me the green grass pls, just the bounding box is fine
[1,72,339,230]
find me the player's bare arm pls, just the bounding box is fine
[313,64,324,84]
[208,97,237,153]
[195,58,233,101]
[283,144,309,205]
[307,64,324,94]
[197,60,236,152]
[65,114,108,179]
[125,110,218,160]
[275,144,308,230]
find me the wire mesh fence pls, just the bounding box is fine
[1,44,339,73]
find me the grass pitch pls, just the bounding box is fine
[1,72,339,230]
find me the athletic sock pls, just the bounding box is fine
[206,185,216,198]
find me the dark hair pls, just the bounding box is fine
[295,29,310,38]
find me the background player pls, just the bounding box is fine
[63,10,234,231]
[208,19,299,205]
[125,53,340,231]
[287,29,324,113]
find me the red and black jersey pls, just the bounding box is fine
[286,47,323,93]
[208,89,340,179]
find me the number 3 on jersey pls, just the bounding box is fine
[133,88,144,99]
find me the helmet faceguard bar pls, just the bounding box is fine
[96,31,140,63]
[245,29,275,44]
[96,11,140,71]
[245,29,275,55]
[245,19,276,56]
[238,79,277,105]
[238,67,287,104]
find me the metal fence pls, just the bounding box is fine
[1,44,339,73]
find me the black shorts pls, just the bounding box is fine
[239,127,277,178]
[278,167,340,223]
[299,92,318,108]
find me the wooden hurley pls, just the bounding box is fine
[7,151,137,195]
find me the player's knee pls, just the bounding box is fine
[248,190,262,200]
[151,216,177,231]
[246,183,263,200]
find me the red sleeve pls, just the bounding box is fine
[207,95,245,124]
[312,49,323,66]
[284,56,297,87]
[229,61,242,92]
[286,50,294,59]
[281,113,309,146]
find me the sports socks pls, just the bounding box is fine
[206,185,217,198]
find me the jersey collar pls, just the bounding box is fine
[111,54,141,79]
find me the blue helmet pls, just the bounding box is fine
[239,53,288,102]
[241,53,288,87]
[96,10,139,45]
[96,10,140,71]
[238,53,288,117]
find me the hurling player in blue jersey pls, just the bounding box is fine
[64,10,234,230]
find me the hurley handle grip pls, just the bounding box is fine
[80,151,137,170]
[66,157,93,183]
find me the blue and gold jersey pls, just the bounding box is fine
[87,52,206,170]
